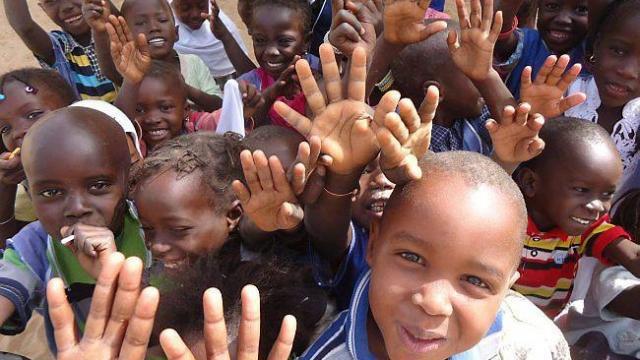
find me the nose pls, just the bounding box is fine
[617,58,640,81]
[412,281,453,317]
[58,0,75,14]
[552,11,572,26]
[371,169,395,190]
[11,121,29,148]
[586,198,605,215]
[63,192,92,221]
[265,45,280,58]
[150,239,172,257]
[141,112,162,125]
[148,18,161,34]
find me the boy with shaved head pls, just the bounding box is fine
[0,107,148,352]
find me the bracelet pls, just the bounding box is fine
[324,186,359,198]
[323,30,343,55]
[498,16,518,41]
[0,215,15,226]
[375,70,395,93]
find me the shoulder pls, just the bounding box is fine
[498,291,571,359]
[299,310,351,360]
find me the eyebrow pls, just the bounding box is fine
[468,260,507,281]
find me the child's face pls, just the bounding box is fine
[125,0,177,60]
[134,170,237,270]
[0,81,66,151]
[38,0,90,37]
[136,77,186,150]
[172,0,207,31]
[524,142,621,235]
[251,5,307,78]
[25,127,128,241]
[352,159,395,229]
[592,13,640,109]
[367,175,521,360]
[537,0,588,54]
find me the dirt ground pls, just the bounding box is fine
[0,0,253,73]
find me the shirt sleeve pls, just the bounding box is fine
[583,221,630,265]
[493,28,525,76]
[193,56,222,97]
[592,265,640,321]
[0,249,42,335]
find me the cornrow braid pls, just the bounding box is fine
[0,68,77,105]
[130,132,244,212]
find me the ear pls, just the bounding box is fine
[226,200,243,232]
[423,80,444,103]
[366,217,381,267]
[508,271,520,288]
[516,167,538,199]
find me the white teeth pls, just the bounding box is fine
[571,216,591,225]
[148,38,166,46]
[267,62,283,68]
[64,14,83,24]
[148,129,168,137]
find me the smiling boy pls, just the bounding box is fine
[0,107,147,352]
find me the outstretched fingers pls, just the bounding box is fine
[160,329,196,360]
[273,101,313,137]
[348,47,368,102]
[118,287,160,360]
[203,288,231,359]
[236,285,261,360]
[266,315,297,360]
[47,278,78,354]
[297,58,326,117]
[319,44,343,103]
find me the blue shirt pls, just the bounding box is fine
[430,105,493,155]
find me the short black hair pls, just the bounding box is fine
[155,245,328,359]
[0,68,77,106]
[143,60,188,100]
[588,0,640,56]
[522,116,617,170]
[251,0,313,34]
[130,132,244,212]
[242,125,304,152]
[121,0,174,20]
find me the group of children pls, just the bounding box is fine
[1,0,640,358]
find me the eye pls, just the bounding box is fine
[253,36,267,46]
[573,186,588,193]
[89,181,112,192]
[463,275,489,289]
[0,124,10,135]
[278,38,294,47]
[160,104,174,112]
[171,227,192,236]
[158,17,169,23]
[399,251,424,264]
[135,106,145,114]
[26,110,45,120]
[602,191,615,199]
[609,46,626,57]
[575,5,588,15]
[39,189,62,198]
[544,2,560,10]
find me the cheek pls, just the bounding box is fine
[31,201,64,237]
[451,296,503,351]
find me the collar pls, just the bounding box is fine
[346,271,504,360]
[527,214,610,239]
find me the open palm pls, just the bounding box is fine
[486,103,545,164]
[383,0,446,45]
[275,44,379,175]
[106,15,151,84]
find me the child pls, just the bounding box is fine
[494,0,588,99]
[0,107,148,352]
[554,189,640,358]
[0,69,77,243]
[3,0,117,102]
[565,0,640,181]
[130,132,243,270]
[172,0,254,81]
[275,42,567,358]
[237,0,319,129]
[513,117,640,317]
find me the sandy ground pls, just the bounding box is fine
[0,0,253,73]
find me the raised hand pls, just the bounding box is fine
[520,55,586,118]
[105,15,151,84]
[274,44,379,175]
[232,150,303,232]
[375,86,439,185]
[0,151,25,185]
[487,102,545,168]
[329,0,381,57]
[263,55,302,101]
[60,223,117,280]
[48,253,159,360]
[383,0,447,45]
[82,0,111,32]
[160,285,296,360]
[238,80,265,120]
[201,0,227,39]
[447,0,503,81]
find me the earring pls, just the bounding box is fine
[588,54,596,63]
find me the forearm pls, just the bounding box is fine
[252,88,280,127]
[473,69,517,121]
[187,86,222,112]
[606,285,640,320]
[0,184,18,247]
[365,36,405,101]
[305,171,361,263]
[4,0,53,63]
[0,295,16,327]
[217,27,256,76]
[493,0,523,62]
[114,79,141,121]
[490,153,520,175]
[93,30,122,85]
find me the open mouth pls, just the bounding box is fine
[604,82,632,99]
[546,29,572,43]
[145,128,170,139]
[63,14,84,25]
[399,325,447,354]
[367,199,387,214]
[162,258,189,270]
[148,37,168,47]
[570,216,596,226]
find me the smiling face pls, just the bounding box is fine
[251,5,308,78]
[134,170,237,270]
[366,174,521,360]
[537,0,588,54]
[172,0,207,31]
[592,12,640,109]
[352,159,395,229]
[136,76,186,151]
[38,0,90,38]
[124,0,177,60]
[524,141,622,235]
[22,108,130,240]
[0,81,68,151]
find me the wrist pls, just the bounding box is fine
[472,68,501,89]
[325,170,363,194]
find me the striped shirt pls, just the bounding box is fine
[514,215,628,316]
[38,31,117,102]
